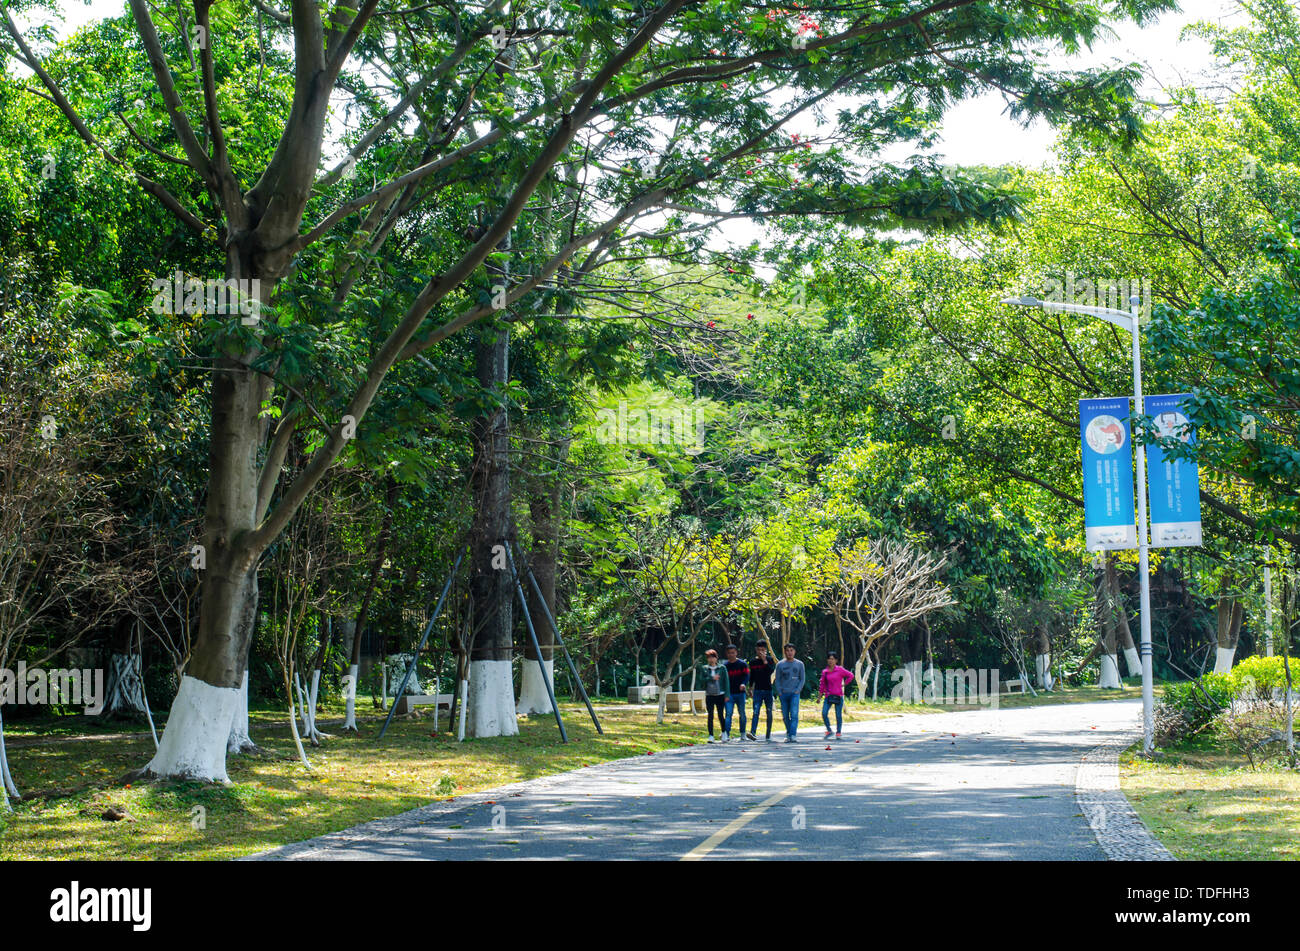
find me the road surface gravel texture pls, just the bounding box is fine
[254,699,1150,861]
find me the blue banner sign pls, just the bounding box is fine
[1145,393,1203,548]
[1080,397,1137,551]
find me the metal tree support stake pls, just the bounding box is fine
[504,543,567,742]
[378,550,465,740]
[514,541,603,734]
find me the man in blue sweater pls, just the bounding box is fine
[774,642,807,742]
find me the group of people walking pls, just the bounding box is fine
[700,642,855,743]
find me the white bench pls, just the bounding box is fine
[392,693,455,716]
[664,691,705,713]
[627,684,659,703]
[1001,679,1026,694]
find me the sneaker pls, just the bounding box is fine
[824,731,833,739]
[745,731,757,741]
[784,736,793,743]
[722,732,730,742]
[707,735,716,743]
[835,732,842,740]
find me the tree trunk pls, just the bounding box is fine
[0,704,19,810]
[1096,558,1121,688]
[1283,561,1296,769]
[283,668,310,769]
[227,670,254,753]
[899,626,925,702]
[299,613,334,745]
[1032,621,1054,690]
[338,620,359,732]
[1107,559,1140,677]
[518,442,568,716]
[853,636,870,701]
[148,555,260,782]
[1213,586,1243,673]
[141,261,274,778]
[466,320,517,738]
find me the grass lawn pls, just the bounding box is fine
[1121,736,1300,861]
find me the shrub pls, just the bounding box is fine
[1214,700,1292,769]
[1228,656,1297,700]
[1154,673,1235,745]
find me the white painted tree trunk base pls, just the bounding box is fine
[1123,646,1141,678]
[517,659,555,715]
[1213,646,1236,673]
[146,675,241,783]
[467,660,519,738]
[342,664,360,731]
[1034,653,1054,691]
[456,679,468,741]
[295,670,329,746]
[1098,653,1122,688]
[227,671,256,754]
[0,706,20,810]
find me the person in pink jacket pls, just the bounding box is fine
[819,652,855,739]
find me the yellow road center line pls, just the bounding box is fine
[681,735,933,861]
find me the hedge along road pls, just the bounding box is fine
[253,699,1142,861]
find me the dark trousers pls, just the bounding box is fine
[705,694,727,735]
[822,694,844,733]
[724,692,747,735]
[750,688,773,737]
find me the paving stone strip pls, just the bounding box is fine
[1075,732,1175,861]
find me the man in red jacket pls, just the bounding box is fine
[819,651,855,739]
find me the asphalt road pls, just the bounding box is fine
[256,699,1142,861]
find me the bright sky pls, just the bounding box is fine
[929,0,1244,169]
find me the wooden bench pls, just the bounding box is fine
[664,691,705,713]
[392,693,455,716]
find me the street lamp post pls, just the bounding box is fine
[1001,293,1154,753]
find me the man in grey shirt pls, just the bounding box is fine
[774,642,807,742]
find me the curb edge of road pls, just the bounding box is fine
[1075,732,1177,861]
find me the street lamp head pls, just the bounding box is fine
[1000,294,1040,308]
